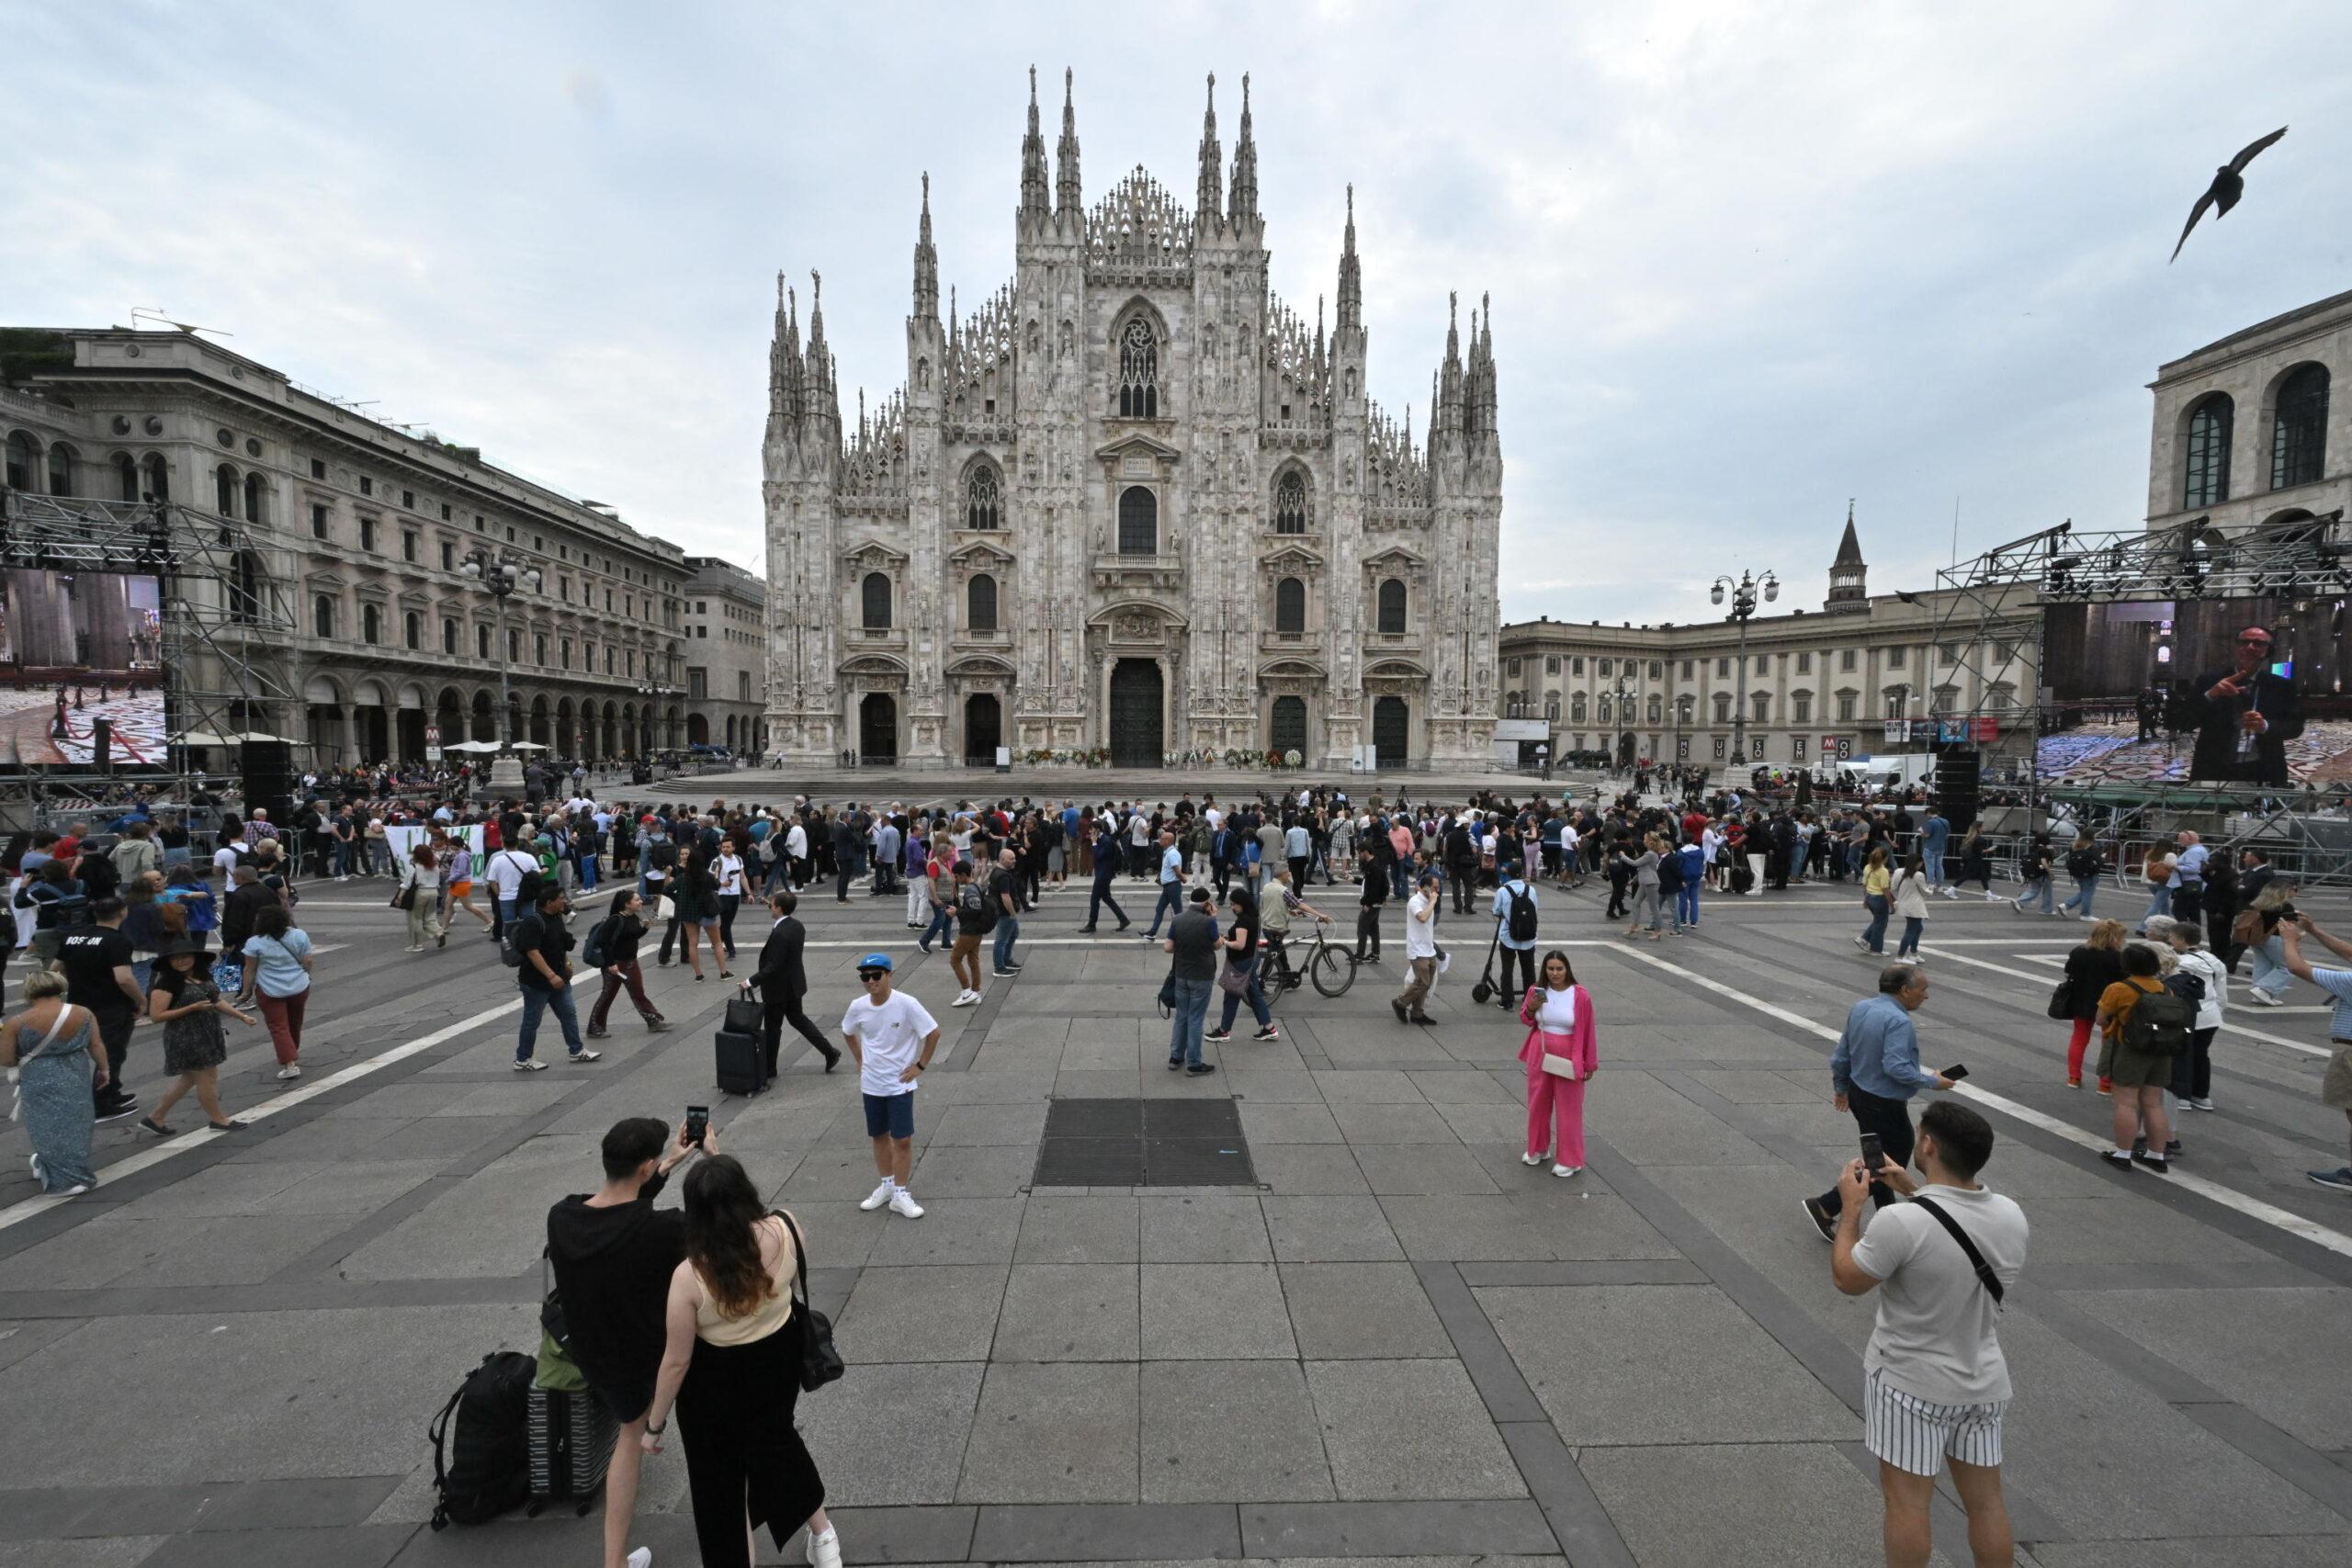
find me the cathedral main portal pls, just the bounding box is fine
[1109,658,1164,767]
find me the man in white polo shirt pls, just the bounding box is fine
[1830,1100,2028,1568]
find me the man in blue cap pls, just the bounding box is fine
[839,952,940,1219]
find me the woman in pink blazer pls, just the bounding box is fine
[1517,950,1598,1178]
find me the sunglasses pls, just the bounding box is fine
[857,971,888,982]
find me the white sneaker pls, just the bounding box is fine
[277,1063,301,1079]
[859,1180,895,1211]
[1553,1164,1581,1179]
[1520,1152,1545,1167]
[628,1549,653,1568]
[888,1187,924,1219]
[807,1525,842,1568]
[2250,990,2282,1007]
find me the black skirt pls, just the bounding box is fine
[676,1311,826,1568]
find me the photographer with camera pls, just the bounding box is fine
[1828,1100,2028,1568]
[1802,964,1957,1241]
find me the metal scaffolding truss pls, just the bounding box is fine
[1932,512,2352,885]
[0,487,300,769]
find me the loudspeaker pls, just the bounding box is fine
[242,739,295,829]
[1930,744,1980,832]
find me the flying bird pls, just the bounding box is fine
[2170,127,2288,262]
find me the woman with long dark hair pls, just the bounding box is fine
[1517,950,1598,1177]
[641,1155,836,1568]
[1204,887,1277,1044]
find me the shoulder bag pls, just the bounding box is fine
[7,1003,81,1122]
[1910,1195,2005,1307]
[774,1210,843,1392]
[2044,976,2074,1021]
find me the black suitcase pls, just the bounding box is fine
[525,1385,616,1517]
[716,1027,765,1096]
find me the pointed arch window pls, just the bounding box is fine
[861,571,893,629]
[1118,486,1158,555]
[2272,365,2329,491]
[1273,470,1308,534]
[1275,576,1306,634]
[1116,317,1159,418]
[966,463,1001,529]
[2184,393,2233,509]
[967,572,998,632]
[1376,577,1407,635]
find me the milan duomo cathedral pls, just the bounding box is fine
[763,70,1502,770]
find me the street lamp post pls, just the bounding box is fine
[462,548,542,792]
[1711,568,1779,770]
[1613,673,1632,772]
[635,678,673,757]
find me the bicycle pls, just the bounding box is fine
[1261,918,1357,1008]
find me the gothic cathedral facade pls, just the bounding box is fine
[763,71,1501,770]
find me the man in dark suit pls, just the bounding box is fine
[750,889,840,1077]
[2179,625,2304,785]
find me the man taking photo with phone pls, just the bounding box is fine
[1828,1100,2028,1568]
[1803,964,1955,1240]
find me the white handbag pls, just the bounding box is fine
[1539,1050,1580,1082]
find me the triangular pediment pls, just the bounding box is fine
[1092,432,1182,475]
[841,537,910,570]
[1261,543,1325,571]
[948,538,1017,568]
[1361,546,1425,572]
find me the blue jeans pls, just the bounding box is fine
[2141,886,2172,927]
[1861,893,1890,953]
[576,853,597,892]
[2248,932,2291,1000]
[517,984,584,1061]
[1144,881,1183,935]
[1216,956,1272,1031]
[920,900,956,949]
[1675,884,1699,928]
[2016,876,2055,913]
[1923,846,1945,886]
[1896,916,1925,957]
[333,841,356,876]
[2058,875,2098,917]
[992,914,1020,972]
[1390,859,1412,899]
[1168,976,1213,1066]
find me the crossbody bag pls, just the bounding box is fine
[7,1004,82,1122]
[1910,1195,2006,1308]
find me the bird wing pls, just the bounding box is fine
[2228,126,2288,174]
[2169,187,2218,263]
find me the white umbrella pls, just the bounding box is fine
[508,741,550,751]
[442,739,502,753]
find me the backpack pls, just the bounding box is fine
[2165,967,2207,1010]
[579,913,613,969]
[2065,848,2101,881]
[1505,883,1538,943]
[501,913,538,969]
[2120,986,2194,1056]
[427,1350,535,1529]
[957,879,995,932]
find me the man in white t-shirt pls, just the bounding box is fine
[485,844,540,941]
[1831,1100,2028,1568]
[1392,872,1441,1025]
[839,952,940,1220]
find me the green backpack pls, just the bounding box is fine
[2120,986,2192,1056]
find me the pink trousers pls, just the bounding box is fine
[1525,1067,1587,1166]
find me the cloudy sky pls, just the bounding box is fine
[12,3,2349,626]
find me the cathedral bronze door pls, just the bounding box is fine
[964,694,1001,763]
[1269,695,1307,761]
[859,693,898,762]
[1109,659,1163,767]
[1372,695,1408,767]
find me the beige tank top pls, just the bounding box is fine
[691,1215,797,1347]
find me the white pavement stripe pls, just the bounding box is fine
[1614,945,2352,1262]
[0,998,525,1235]
[1914,944,2334,1061]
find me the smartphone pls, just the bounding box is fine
[1858,1132,1885,1173]
[684,1105,710,1147]
[1942,1063,1970,1082]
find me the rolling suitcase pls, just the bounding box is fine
[525,1385,617,1517]
[716,1027,765,1096]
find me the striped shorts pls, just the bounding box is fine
[1864,1366,2006,1476]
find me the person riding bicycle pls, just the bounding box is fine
[1261,865,1335,989]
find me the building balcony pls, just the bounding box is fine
[1259,630,1319,653]
[1365,630,1422,652]
[1091,551,1184,588]
[950,627,1013,651]
[845,626,908,651]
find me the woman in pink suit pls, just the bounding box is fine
[1518,950,1598,1178]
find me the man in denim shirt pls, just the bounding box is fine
[1803,964,1955,1239]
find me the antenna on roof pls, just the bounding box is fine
[130,308,234,339]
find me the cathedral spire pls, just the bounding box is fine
[769,274,804,427]
[1056,67,1082,219]
[1195,73,1223,236]
[1826,501,1869,613]
[1336,182,1363,331]
[1227,72,1259,227]
[1019,65,1049,227]
[912,173,938,320]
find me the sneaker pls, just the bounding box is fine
[2306,1167,2352,1190]
[1392,998,1408,1024]
[403,943,424,953]
[568,1050,603,1064]
[2165,1139,2183,1156]
[628,1549,653,1568]
[888,1188,924,1219]
[2064,1076,2082,1089]
[1852,935,1869,951]
[807,1526,843,1568]
[2249,990,2283,1007]
[2188,1096,2215,1111]
[1252,1025,1280,1041]
[1521,1152,1545,1167]
[1204,1027,1232,1043]
[585,1026,610,1039]
[514,1058,548,1072]
[1169,1055,1185,1070]
[1186,1062,1219,1076]
[1800,1197,1836,1243]
[2097,1078,2112,1096]
[951,989,979,1008]
[992,969,1019,978]
[276,1063,302,1080]
[1552,1164,1581,1179]
[646,1018,673,1032]
[95,1101,143,1124]
[860,1180,896,1212]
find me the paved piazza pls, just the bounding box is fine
[5,772,2352,1567]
